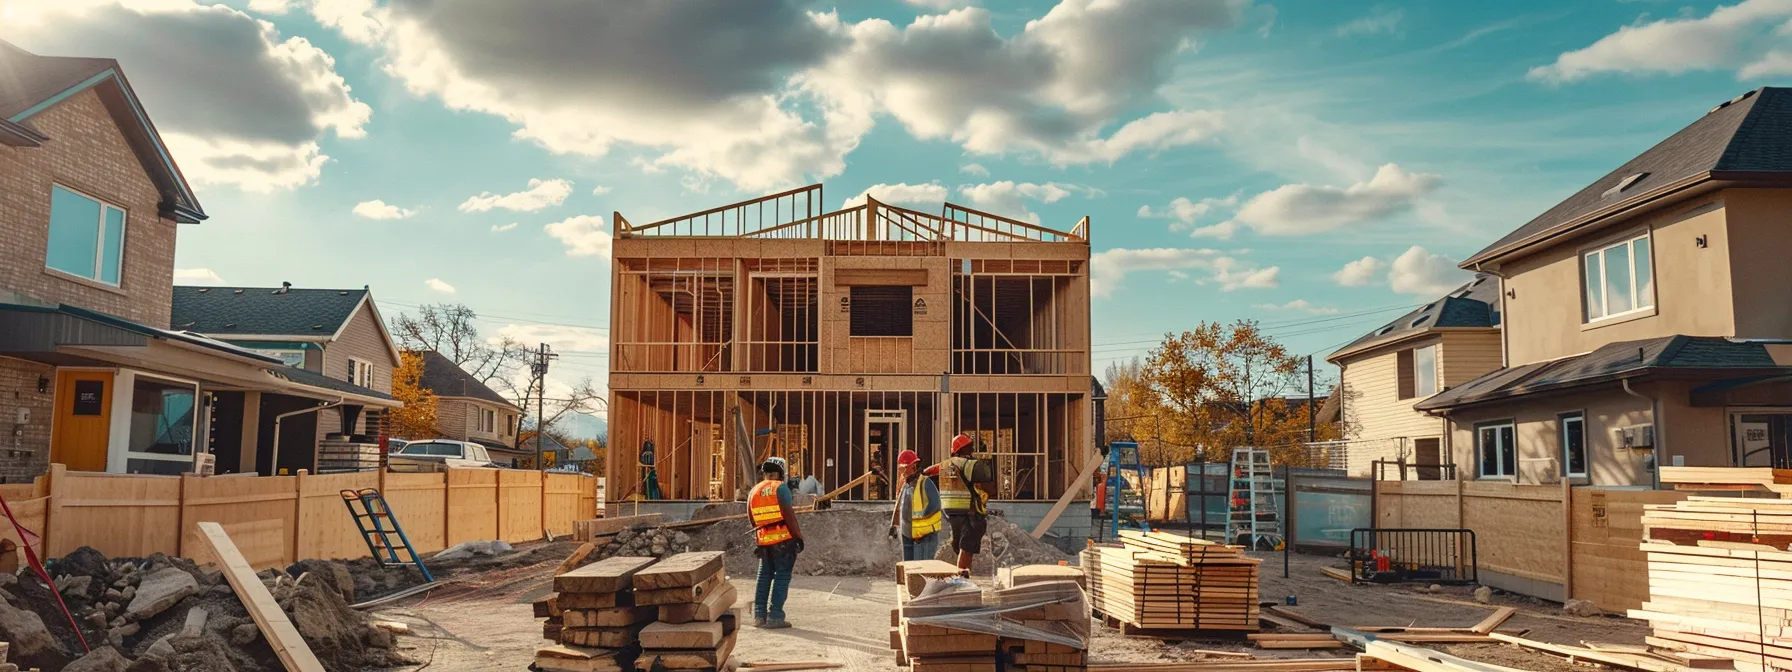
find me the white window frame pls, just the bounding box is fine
[1560,412,1587,478]
[1414,345,1439,398]
[1476,420,1517,480]
[1583,232,1655,323]
[349,358,374,388]
[119,371,201,472]
[47,183,128,286]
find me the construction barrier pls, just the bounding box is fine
[0,464,597,570]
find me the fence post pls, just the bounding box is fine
[292,469,307,565]
[441,468,452,547]
[42,463,65,558]
[540,472,549,540]
[175,472,194,557]
[494,470,505,543]
[1561,476,1573,601]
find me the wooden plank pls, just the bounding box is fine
[558,542,598,576]
[557,556,658,594]
[637,569,727,606]
[195,521,325,672]
[1468,607,1516,634]
[1487,633,1700,672]
[1032,453,1099,539]
[660,583,738,624]
[563,606,658,628]
[640,619,724,649]
[634,551,724,590]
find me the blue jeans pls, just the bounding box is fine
[902,532,940,562]
[754,541,798,622]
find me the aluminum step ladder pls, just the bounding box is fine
[1226,447,1285,551]
[341,488,435,582]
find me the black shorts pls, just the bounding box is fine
[946,513,986,555]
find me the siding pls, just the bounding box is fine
[1445,384,1657,486]
[1338,337,1447,476]
[1439,331,1504,387]
[436,399,470,441]
[314,300,399,440]
[449,398,520,448]
[0,88,176,327]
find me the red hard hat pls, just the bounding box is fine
[951,434,974,453]
[897,449,919,467]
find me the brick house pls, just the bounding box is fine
[0,40,395,480]
[414,350,525,465]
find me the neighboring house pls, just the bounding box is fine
[0,40,395,480]
[1325,276,1504,478]
[1416,87,1792,486]
[414,350,523,464]
[171,284,404,454]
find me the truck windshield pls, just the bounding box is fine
[400,442,462,457]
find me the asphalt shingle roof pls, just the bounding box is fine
[1465,87,1792,266]
[273,366,394,402]
[417,350,517,408]
[1331,274,1501,360]
[170,286,367,337]
[1415,335,1786,411]
[0,40,114,120]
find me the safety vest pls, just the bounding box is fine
[937,456,984,514]
[748,480,792,547]
[909,476,942,537]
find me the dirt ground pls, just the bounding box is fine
[369,541,1652,671]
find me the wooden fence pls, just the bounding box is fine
[0,464,597,570]
[1374,480,1687,612]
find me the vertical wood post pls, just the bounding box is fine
[1561,476,1574,601]
[540,472,550,540]
[42,463,65,558]
[1454,475,1465,529]
[494,470,505,543]
[442,469,452,548]
[176,473,194,557]
[292,469,307,565]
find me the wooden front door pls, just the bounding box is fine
[51,370,113,472]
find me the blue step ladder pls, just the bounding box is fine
[341,488,435,582]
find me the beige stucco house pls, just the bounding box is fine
[1416,87,1792,487]
[1325,276,1503,478]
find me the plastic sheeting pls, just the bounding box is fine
[904,576,1089,650]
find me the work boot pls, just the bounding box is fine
[760,619,791,629]
[752,615,767,628]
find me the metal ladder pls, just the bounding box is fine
[1098,441,1151,541]
[1227,447,1285,551]
[340,488,435,582]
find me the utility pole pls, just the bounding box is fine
[1306,355,1316,442]
[531,342,558,471]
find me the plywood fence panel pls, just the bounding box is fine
[181,473,300,568]
[1570,488,1687,612]
[1372,481,1460,529]
[543,473,585,537]
[1459,482,1564,584]
[50,471,181,558]
[446,468,498,545]
[295,471,380,561]
[382,471,447,554]
[499,470,542,543]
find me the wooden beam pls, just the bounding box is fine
[1031,450,1099,539]
[195,522,325,672]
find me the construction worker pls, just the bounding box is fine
[925,433,993,574]
[748,457,803,629]
[889,449,942,562]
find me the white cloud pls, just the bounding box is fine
[425,278,456,294]
[591,185,613,196]
[1255,299,1340,315]
[493,324,609,354]
[1337,6,1404,37]
[957,181,1082,224]
[1138,194,1239,235]
[545,215,613,258]
[903,0,971,9]
[352,199,417,220]
[1089,247,1276,297]
[491,222,520,232]
[1389,246,1469,295]
[1333,256,1386,287]
[173,268,225,285]
[247,0,292,14]
[1529,0,1792,83]
[959,163,990,176]
[5,1,371,192]
[841,182,949,208]
[1230,163,1441,236]
[459,178,574,213]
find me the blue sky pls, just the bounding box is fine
[4,0,1783,405]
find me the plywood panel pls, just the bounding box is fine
[1571,488,1687,612]
[183,473,299,567]
[446,468,498,545]
[382,471,447,553]
[50,472,181,558]
[500,470,543,543]
[294,471,379,561]
[1462,486,1564,583]
[543,473,587,537]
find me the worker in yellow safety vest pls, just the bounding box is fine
[889,449,942,562]
[924,433,991,574]
[748,457,802,629]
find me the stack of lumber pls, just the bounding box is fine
[898,579,998,672]
[1660,466,1792,494]
[635,551,738,672]
[888,561,1090,672]
[1631,495,1792,672]
[1081,530,1260,632]
[316,438,381,472]
[534,555,658,672]
[990,579,1089,672]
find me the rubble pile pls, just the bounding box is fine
[0,547,410,672]
[597,527,692,561]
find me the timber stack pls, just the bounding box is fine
[636,551,739,671]
[889,560,1089,672]
[535,555,658,672]
[1631,496,1792,672]
[1081,529,1260,632]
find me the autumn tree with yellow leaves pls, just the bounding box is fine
[390,351,439,439]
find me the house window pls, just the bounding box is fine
[125,375,197,475]
[481,408,495,433]
[1476,420,1517,479]
[1561,412,1587,478]
[250,348,306,368]
[47,185,127,285]
[348,358,374,387]
[849,286,913,337]
[506,415,515,437]
[1397,345,1439,400]
[1583,233,1654,322]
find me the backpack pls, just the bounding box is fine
[963,457,995,485]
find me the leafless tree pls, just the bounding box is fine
[390,303,531,393]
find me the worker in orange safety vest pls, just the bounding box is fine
[748,457,803,628]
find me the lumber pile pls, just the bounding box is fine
[1081,530,1259,632]
[1660,467,1792,494]
[889,561,1089,672]
[535,555,658,672]
[636,552,738,672]
[1631,496,1792,672]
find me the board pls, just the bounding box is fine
[633,551,724,590]
[660,583,738,624]
[195,522,325,672]
[557,556,659,594]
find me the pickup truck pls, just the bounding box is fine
[387,439,499,472]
